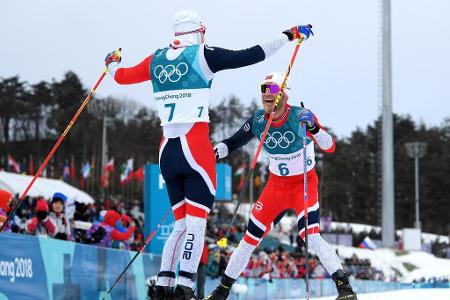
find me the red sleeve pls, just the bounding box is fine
[111,226,135,241]
[114,55,153,84]
[26,217,39,233]
[43,218,56,235]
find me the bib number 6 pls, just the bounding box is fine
[278,163,289,176]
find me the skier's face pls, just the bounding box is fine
[260,82,287,113]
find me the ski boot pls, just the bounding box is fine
[332,270,358,300]
[173,285,198,300]
[152,285,173,300]
[203,274,235,300]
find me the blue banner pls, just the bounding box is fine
[0,233,161,300]
[144,163,232,254]
[215,164,232,201]
[0,233,410,299]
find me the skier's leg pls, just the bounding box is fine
[174,126,216,298]
[295,171,357,300]
[156,137,187,298]
[206,182,285,300]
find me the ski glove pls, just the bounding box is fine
[283,25,314,41]
[297,108,316,129]
[105,49,122,68]
[214,142,229,160]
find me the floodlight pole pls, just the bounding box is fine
[405,142,427,230]
[414,156,420,229]
[381,0,395,248]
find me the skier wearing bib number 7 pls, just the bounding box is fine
[105,9,314,300]
[207,73,358,300]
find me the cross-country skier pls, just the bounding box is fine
[105,9,313,300]
[205,72,358,300]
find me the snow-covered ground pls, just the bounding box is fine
[332,245,450,281]
[282,288,450,300]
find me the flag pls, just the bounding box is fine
[101,158,114,188]
[28,154,34,175]
[133,166,145,182]
[254,175,261,188]
[235,163,246,177]
[259,161,268,183]
[358,236,377,250]
[105,158,114,173]
[70,156,76,180]
[120,158,134,185]
[8,154,20,173]
[236,174,246,192]
[82,162,91,179]
[80,162,90,190]
[62,162,70,182]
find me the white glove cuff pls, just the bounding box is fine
[215,142,229,159]
[107,62,120,78]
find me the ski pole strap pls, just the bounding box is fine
[158,271,176,279]
[178,271,197,282]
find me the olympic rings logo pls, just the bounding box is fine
[154,62,189,83]
[261,131,295,149]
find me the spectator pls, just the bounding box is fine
[25,198,56,236]
[197,242,209,299]
[87,210,135,248]
[49,192,71,241]
[0,189,13,232]
[72,200,95,243]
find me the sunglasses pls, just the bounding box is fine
[260,83,281,94]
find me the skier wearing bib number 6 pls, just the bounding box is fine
[207,73,358,300]
[105,9,314,300]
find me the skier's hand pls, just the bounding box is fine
[297,108,315,128]
[105,48,122,69]
[214,142,229,160]
[283,25,313,41]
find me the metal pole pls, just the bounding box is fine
[381,0,395,247]
[249,149,254,204]
[414,156,421,229]
[101,112,108,201]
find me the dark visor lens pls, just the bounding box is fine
[260,83,280,94]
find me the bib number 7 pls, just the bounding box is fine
[164,103,205,122]
[164,103,176,122]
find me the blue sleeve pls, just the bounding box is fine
[203,45,265,73]
[222,115,255,153]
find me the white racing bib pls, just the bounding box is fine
[267,142,316,176]
[154,89,210,126]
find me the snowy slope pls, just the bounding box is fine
[330,245,450,281]
[284,288,450,300]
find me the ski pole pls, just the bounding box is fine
[217,37,305,248]
[103,208,172,300]
[0,48,121,233]
[301,121,310,300]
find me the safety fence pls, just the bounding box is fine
[0,233,415,300]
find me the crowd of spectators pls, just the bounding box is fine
[1,190,385,282]
[0,189,145,251]
[203,219,385,281]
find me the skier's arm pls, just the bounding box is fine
[297,109,336,153]
[106,52,153,84]
[203,25,313,73]
[215,115,255,159]
[203,36,286,73]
